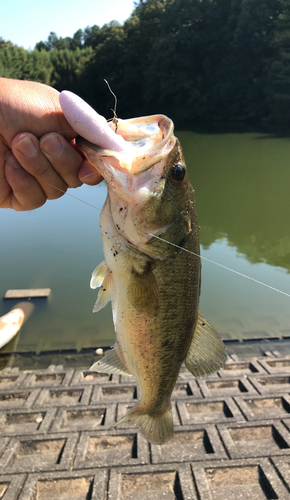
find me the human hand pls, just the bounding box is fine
[0,78,102,211]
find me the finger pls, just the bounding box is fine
[40,133,83,188]
[4,151,46,211]
[0,78,76,144]
[0,142,11,207]
[11,133,67,200]
[78,159,103,186]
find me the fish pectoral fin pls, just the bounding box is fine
[92,269,112,313]
[128,266,160,317]
[90,260,107,289]
[185,311,227,377]
[90,343,131,375]
[115,404,173,445]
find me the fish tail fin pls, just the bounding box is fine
[115,404,173,445]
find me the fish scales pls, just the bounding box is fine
[104,182,200,413]
[72,107,227,445]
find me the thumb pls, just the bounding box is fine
[78,160,103,185]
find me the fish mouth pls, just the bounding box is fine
[76,114,176,177]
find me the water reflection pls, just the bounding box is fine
[200,238,290,340]
[179,132,290,271]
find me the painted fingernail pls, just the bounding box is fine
[41,135,64,157]
[15,137,37,158]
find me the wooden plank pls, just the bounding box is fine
[4,289,51,299]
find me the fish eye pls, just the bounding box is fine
[171,162,186,182]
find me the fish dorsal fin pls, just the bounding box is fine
[90,342,131,375]
[184,311,227,377]
[92,268,112,312]
[90,261,107,289]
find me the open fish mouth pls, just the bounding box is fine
[77,114,176,176]
[59,90,176,175]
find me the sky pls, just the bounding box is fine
[0,0,136,50]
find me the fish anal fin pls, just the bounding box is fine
[90,260,107,289]
[92,269,112,312]
[185,311,227,377]
[128,266,160,317]
[115,404,173,444]
[90,342,131,375]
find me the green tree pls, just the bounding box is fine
[35,30,84,52]
[119,0,167,117]
[139,0,212,125]
[83,25,106,48]
[71,29,84,50]
[79,22,126,116]
[49,46,93,94]
[0,44,53,83]
[266,6,290,131]
[212,0,283,128]
[0,37,14,49]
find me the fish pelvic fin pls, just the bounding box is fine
[90,342,131,375]
[115,404,173,444]
[90,261,107,289]
[185,310,227,377]
[92,268,112,313]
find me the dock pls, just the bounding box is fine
[0,348,290,499]
[3,289,51,300]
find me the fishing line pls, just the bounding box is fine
[149,233,290,298]
[44,181,102,212]
[43,179,290,298]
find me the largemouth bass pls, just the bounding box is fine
[60,92,227,444]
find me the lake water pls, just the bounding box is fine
[1,131,290,353]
